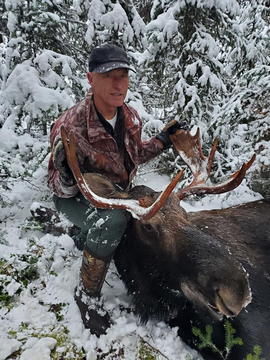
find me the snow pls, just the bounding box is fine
[0,0,268,357]
[20,337,57,360]
[84,0,145,46]
[7,11,17,34]
[0,120,263,360]
[0,339,21,360]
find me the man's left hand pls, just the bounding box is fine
[156,120,189,149]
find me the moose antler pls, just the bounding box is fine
[170,128,256,200]
[60,126,184,220]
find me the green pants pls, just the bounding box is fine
[53,194,127,259]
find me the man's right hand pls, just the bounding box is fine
[53,138,76,186]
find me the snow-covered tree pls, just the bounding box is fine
[0,0,269,194]
[82,0,146,49]
[0,0,148,137]
[137,1,243,128]
[0,0,89,136]
[213,0,270,195]
[134,0,269,186]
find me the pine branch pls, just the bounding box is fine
[192,321,245,360]
[224,320,243,358]
[192,325,224,359]
[245,345,264,360]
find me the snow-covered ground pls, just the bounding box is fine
[0,144,262,360]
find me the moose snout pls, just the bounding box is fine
[215,285,252,317]
[181,267,252,320]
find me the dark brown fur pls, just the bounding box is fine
[113,185,270,360]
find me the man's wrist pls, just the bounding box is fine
[156,132,172,149]
[156,138,165,149]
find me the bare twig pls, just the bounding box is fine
[139,335,169,359]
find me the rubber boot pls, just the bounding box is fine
[74,246,112,336]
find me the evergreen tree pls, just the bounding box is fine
[0,0,88,136]
[213,0,270,196]
[0,0,147,137]
[137,0,243,131]
[82,0,145,49]
[0,0,269,194]
[137,0,269,183]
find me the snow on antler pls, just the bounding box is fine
[170,128,256,200]
[60,126,183,220]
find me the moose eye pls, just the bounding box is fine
[144,224,153,231]
[142,223,157,234]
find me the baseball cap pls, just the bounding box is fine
[88,44,135,73]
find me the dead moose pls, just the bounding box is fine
[40,127,270,360]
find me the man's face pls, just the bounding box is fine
[87,68,129,110]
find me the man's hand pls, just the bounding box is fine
[53,138,76,186]
[156,120,189,149]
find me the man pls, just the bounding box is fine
[47,43,188,336]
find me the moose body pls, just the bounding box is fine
[60,127,269,359]
[114,192,270,360]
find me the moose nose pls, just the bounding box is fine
[215,286,252,317]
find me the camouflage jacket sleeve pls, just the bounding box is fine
[47,102,84,198]
[122,103,162,166]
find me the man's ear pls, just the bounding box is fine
[87,72,93,86]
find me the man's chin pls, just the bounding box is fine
[109,98,125,107]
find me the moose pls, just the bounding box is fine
[41,127,269,360]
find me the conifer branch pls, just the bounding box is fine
[224,320,243,358]
[245,345,264,360]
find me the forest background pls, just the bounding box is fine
[0,0,269,359]
[0,0,269,191]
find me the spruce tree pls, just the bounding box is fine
[0,0,88,136]
[137,0,269,184]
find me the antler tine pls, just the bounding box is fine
[177,162,248,200]
[141,169,184,220]
[170,128,256,201]
[207,137,219,175]
[60,126,183,220]
[230,154,256,180]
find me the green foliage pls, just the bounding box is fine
[8,325,87,359]
[0,287,12,305]
[11,253,39,284]
[192,321,264,360]
[49,270,58,277]
[22,219,45,232]
[49,303,67,322]
[0,253,39,306]
[245,346,264,360]
[137,338,157,360]
[192,324,220,354]
[224,320,243,356]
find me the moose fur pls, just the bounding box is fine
[35,172,269,359]
[111,185,270,360]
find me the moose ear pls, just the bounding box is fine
[83,173,129,199]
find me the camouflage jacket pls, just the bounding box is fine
[47,89,162,198]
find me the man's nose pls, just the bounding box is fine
[112,77,123,87]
